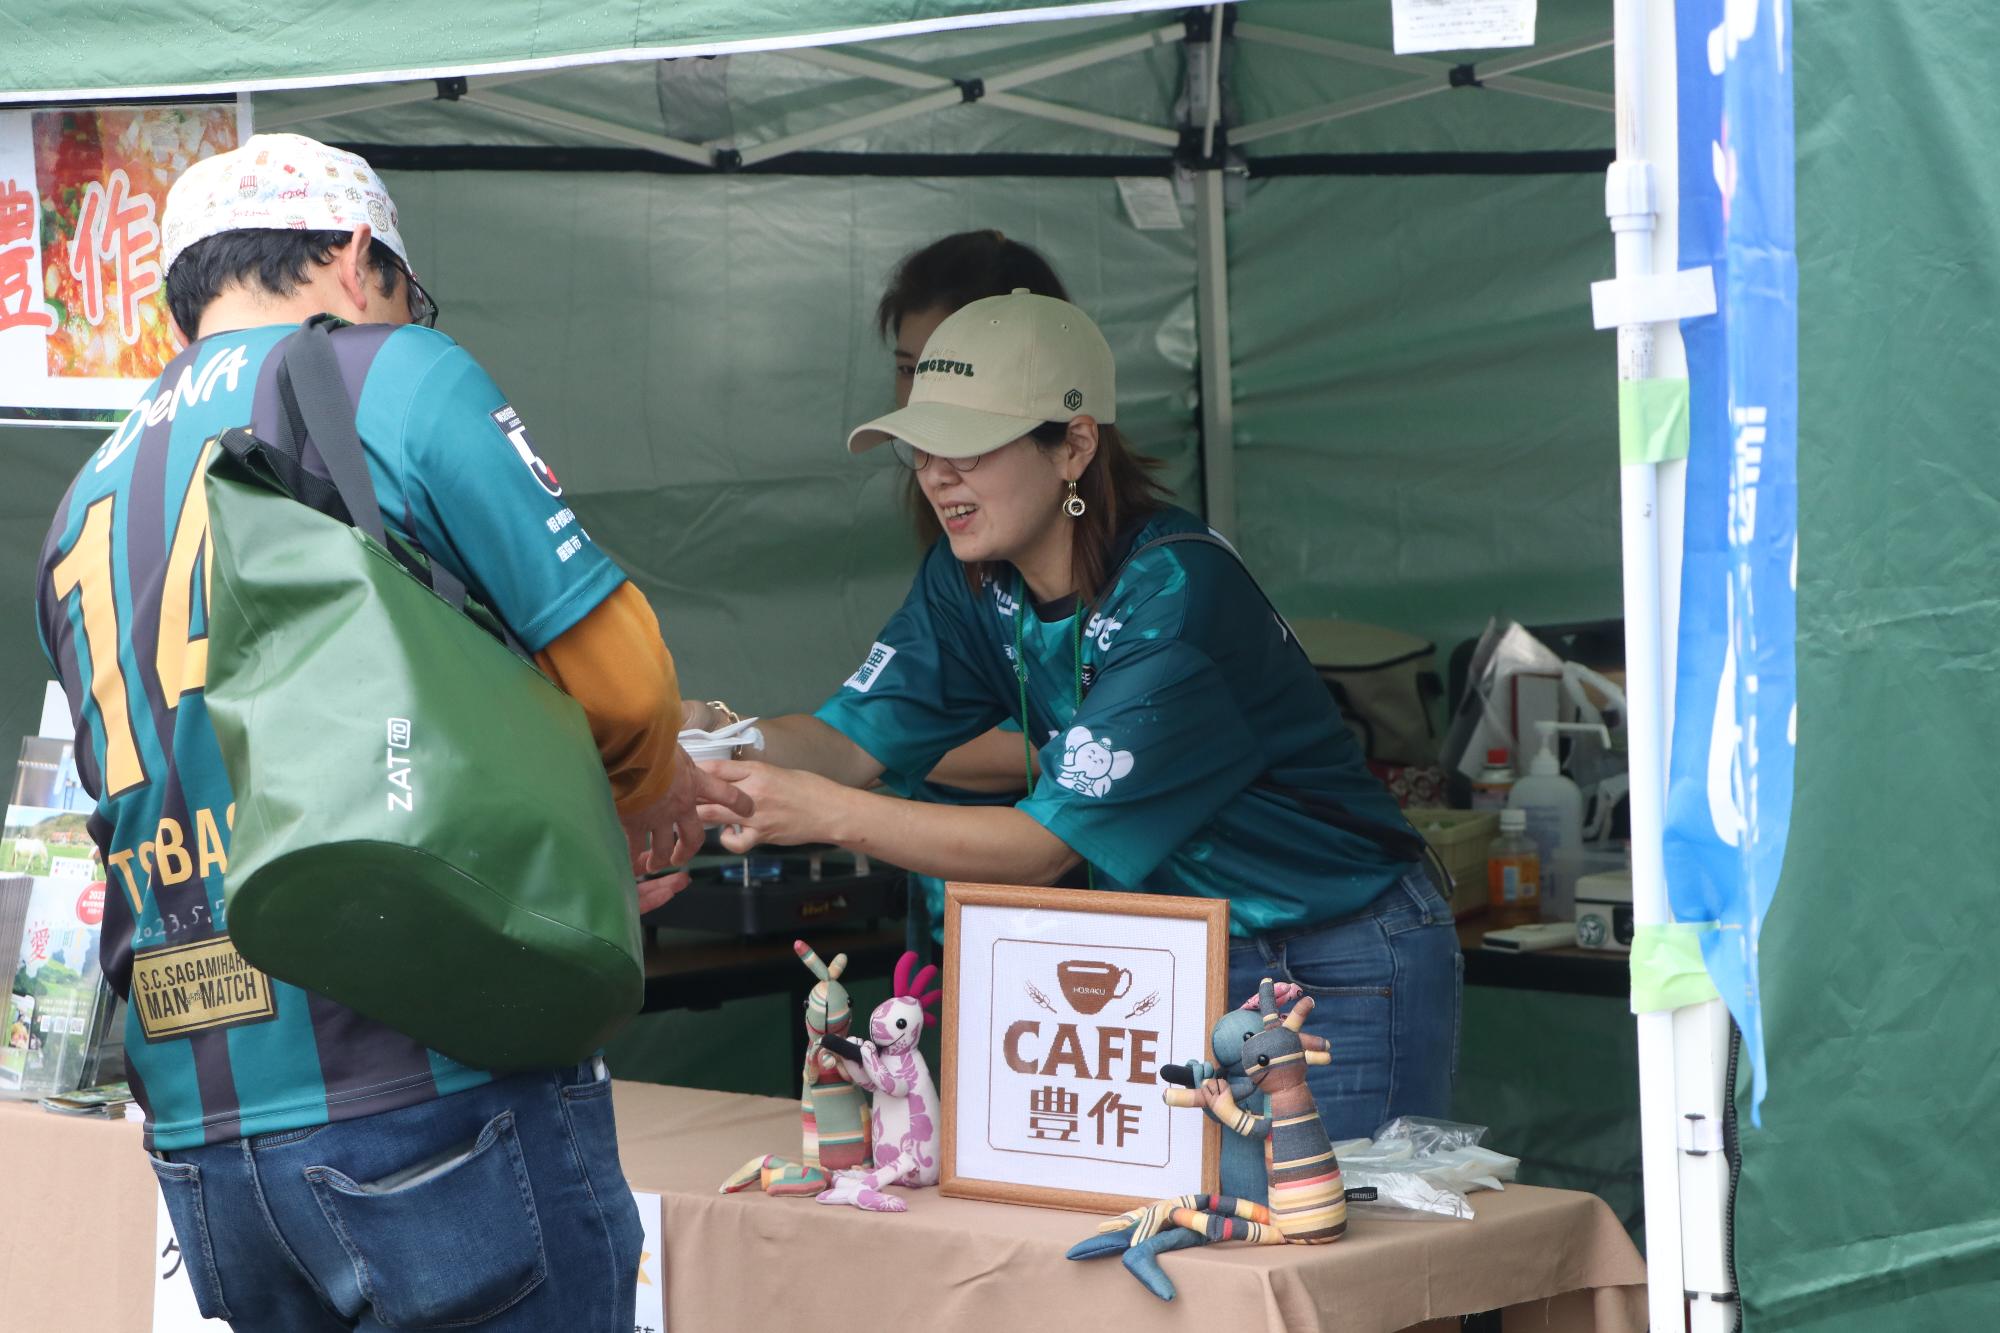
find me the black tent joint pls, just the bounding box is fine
[1181,5,1237,43]
[1177,123,1230,173]
[955,77,986,104]
[435,76,468,101]
[1449,64,1483,89]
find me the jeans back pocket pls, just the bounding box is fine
[305,1109,547,1329]
[150,1156,233,1322]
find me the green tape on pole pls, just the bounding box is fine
[1629,921,1721,1013]
[1619,377,1691,465]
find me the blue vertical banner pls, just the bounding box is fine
[1668,0,1797,1122]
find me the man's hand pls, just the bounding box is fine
[620,745,753,912]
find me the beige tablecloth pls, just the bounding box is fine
[0,1083,1647,1332]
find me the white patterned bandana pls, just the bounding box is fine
[161,133,412,278]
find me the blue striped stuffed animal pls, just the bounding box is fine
[1066,978,1345,1300]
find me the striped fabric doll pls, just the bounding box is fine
[721,940,872,1198]
[1067,978,1345,1300]
[817,951,943,1213]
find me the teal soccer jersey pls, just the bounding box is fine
[35,323,626,1149]
[816,507,1418,936]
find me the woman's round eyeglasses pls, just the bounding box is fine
[891,440,985,473]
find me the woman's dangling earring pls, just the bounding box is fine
[1064,480,1087,518]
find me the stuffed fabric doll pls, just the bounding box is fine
[817,951,943,1213]
[1180,980,1307,1205]
[1067,979,1345,1300]
[721,940,872,1198]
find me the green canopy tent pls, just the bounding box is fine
[5,2,1988,1327]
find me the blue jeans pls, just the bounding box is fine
[149,1060,643,1332]
[1227,869,1463,1143]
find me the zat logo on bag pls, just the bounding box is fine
[490,405,562,497]
[386,717,415,812]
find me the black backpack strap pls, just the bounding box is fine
[1101,529,1431,867]
[271,317,469,613]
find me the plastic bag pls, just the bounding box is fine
[1439,618,1566,781]
[1333,1116,1520,1221]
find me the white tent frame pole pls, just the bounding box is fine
[258,71,548,130]
[982,94,1181,146]
[1480,30,1616,76]
[1200,3,1225,158]
[1232,76,1442,145]
[459,91,713,165]
[1234,24,1439,74]
[982,22,1184,87]
[1233,70,1607,145]
[783,46,954,91]
[734,88,968,163]
[1481,76,1615,114]
[749,25,1183,161]
[1229,26,1612,144]
[1194,173,1236,538]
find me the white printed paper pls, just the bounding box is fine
[1115,176,1184,231]
[1392,0,1537,55]
[634,1190,664,1333]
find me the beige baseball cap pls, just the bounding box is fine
[848,289,1116,459]
[161,133,412,277]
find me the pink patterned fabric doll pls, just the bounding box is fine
[818,952,942,1213]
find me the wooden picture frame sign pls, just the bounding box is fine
[940,882,1229,1215]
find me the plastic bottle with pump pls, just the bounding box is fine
[1507,720,1610,909]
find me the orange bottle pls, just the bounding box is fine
[1486,808,1542,924]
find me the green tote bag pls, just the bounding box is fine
[202,318,643,1072]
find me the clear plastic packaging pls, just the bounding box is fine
[1332,1116,1520,1221]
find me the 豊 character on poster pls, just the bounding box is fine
[1029,1085,1080,1142]
[0,178,53,334]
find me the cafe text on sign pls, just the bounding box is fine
[989,939,1175,1168]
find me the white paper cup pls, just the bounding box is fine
[679,726,762,764]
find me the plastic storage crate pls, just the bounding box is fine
[1405,808,1500,919]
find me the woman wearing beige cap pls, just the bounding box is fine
[692,291,1459,1138]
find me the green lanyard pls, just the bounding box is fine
[1012,573,1094,890]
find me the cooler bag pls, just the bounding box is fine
[202,317,642,1072]
[1289,619,1445,767]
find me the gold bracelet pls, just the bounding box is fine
[704,699,740,729]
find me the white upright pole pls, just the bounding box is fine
[1608,2,1691,1331]
[1195,168,1237,541]
[1190,8,1238,541]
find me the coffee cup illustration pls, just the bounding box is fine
[1056,959,1133,1015]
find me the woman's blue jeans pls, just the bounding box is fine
[1226,869,1464,1143]
[149,1059,644,1332]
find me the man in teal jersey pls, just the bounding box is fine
[35,134,744,1332]
[695,292,1461,1143]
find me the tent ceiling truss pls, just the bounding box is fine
[1230,24,1613,147]
[258,10,1616,543]
[265,15,1613,177]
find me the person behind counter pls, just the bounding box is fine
[686,291,1460,1137]
[869,230,1077,951]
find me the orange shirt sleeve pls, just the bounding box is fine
[533,581,681,815]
